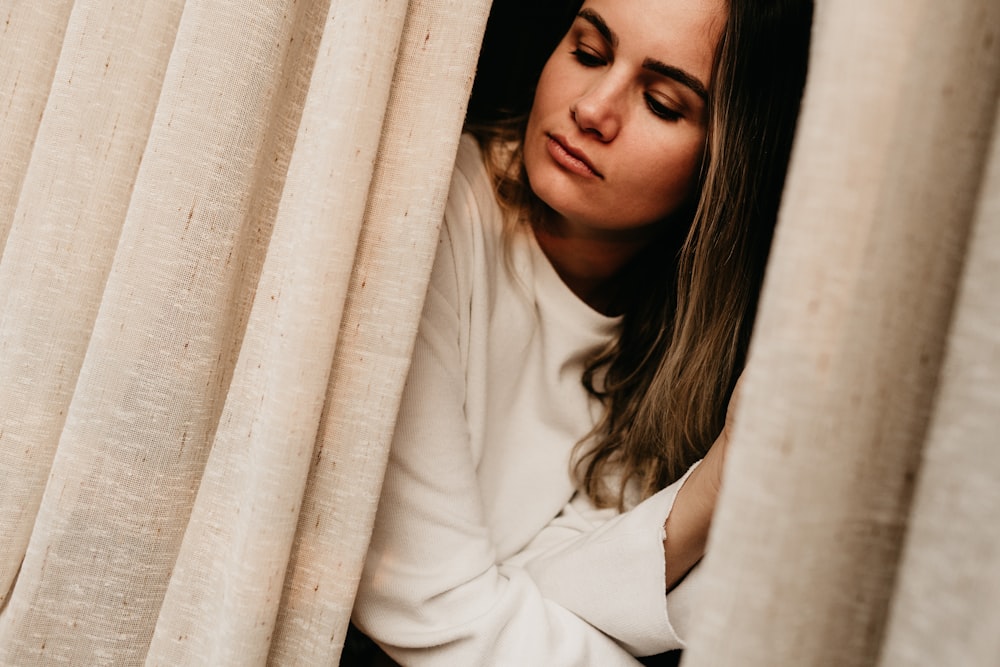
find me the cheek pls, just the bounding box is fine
[524,61,565,183]
[529,62,563,120]
[664,148,703,195]
[632,139,706,215]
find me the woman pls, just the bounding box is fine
[352,0,812,663]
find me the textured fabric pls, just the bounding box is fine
[0,0,490,664]
[353,136,693,663]
[876,98,1000,667]
[514,463,703,655]
[1,0,999,665]
[0,0,75,250]
[0,0,188,614]
[266,3,493,663]
[681,2,1000,666]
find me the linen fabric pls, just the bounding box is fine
[0,1,492,664]
[1,0,999,665]
[681,1,1000,666]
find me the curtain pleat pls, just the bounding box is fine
[143,0,413,663]
[682,2,1000,666]
[3,0,999,665]
[0,0,313,661]
[0,0,76,251]
[876,102,1000,667]
[0,0,488,664]
[0,0,186,627]
[268,1,492,662]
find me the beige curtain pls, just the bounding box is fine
[0,0,490,664]
[1,0,998,666]
[684,1,1000,666]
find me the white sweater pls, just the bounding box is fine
[353,135,702,666]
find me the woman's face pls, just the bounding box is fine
[524,0,726,239]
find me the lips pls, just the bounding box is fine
[546,134,603,179]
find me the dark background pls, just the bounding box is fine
[466,0,581,122]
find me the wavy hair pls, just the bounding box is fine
[471,0,814,508]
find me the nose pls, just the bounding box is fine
[571,76,623,142]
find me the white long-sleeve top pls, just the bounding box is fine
[352,135,702,666]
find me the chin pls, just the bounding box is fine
[524,154,579,213]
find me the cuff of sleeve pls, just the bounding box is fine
[522,463,700,656]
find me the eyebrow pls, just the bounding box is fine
[576,8,709,103]
[642,58,708,102]
[578,8,618,48]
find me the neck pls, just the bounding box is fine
[533,220,653,315]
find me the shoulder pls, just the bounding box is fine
[453,133,490,186]
[438,133,508,274]
[445,134,500,229]
[420,135,507,321]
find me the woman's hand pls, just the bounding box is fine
[663,377,743,590]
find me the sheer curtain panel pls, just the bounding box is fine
[683,1,1000,666]
[4,0,1000,666]
[0,0,491,664]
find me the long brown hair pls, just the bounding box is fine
[471,0,814,508]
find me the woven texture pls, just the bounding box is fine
[0,0,489,664]
[1,0,998,665]
[682,1,1000,666]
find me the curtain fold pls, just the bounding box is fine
[0,0,76,251]
[2,0,999,665]
[267,1,492,661]
[683,1,1000,666]
[140,0,398,662]
[0,0,187,622]
[876,100,1000,667]
[0,0,489,664]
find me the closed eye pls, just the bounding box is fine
[571,48,607,68]
[644,93,682,121]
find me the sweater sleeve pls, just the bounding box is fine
[352,174,647,666]
[504,464,704,656]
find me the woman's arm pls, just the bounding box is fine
[665,378,739,587]
[663,430,726,589]
[505,468,700,656]
[507,383,741,653]
[498,453,720,656]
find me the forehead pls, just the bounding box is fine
[576,0,727,76]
